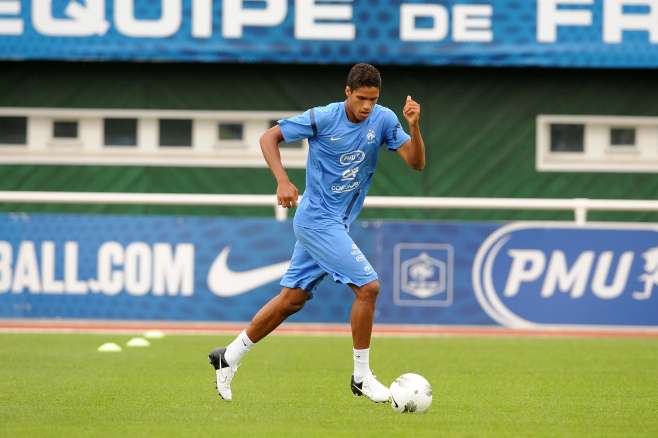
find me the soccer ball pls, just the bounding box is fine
[389,373,432,413]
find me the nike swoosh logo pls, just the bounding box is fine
[391,396,399,408]
[331,137,343,141]
[207,247,290,297]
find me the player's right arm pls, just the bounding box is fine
[260,125,299,209]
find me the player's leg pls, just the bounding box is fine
[293,225,389,403]
[349,279,380,350]
[246,286,309,342]
[209,241,325,401]
[209,286,309,401]
[347,280,389,402]
[349,279,380,388]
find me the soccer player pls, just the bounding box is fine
[209,63,425,403]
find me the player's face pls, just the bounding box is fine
[345,86,380,122]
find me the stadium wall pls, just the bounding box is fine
[0,61,656,221]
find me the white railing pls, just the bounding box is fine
[1,191,657,224]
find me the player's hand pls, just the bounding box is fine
[277,180,299,209]
[403,95,420,126]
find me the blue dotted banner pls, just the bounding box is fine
[1,1,658,67]
[1,213,657,329]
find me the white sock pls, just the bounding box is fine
[224,330,254,367]
[353,348,370,383]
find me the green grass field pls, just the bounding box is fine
[1,333,657,437]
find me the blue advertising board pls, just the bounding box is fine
[1,213,657,329]
[1,1,658,67]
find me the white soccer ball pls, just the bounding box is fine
[389,373,432,413]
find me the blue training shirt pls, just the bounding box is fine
[279,101,410,229]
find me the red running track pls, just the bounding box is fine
[1,319,658,338]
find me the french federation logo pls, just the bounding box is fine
[367,129,376,144]
[394,243,454,307]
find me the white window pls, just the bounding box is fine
[53,120,78,139]
[608,127,636,151]
[536,115,658,173]
[50,120,81,149]
[217,122,244,148]
[159,119,192,148]
[0,116,27,146]
[104,118,138,147]
[0,108,307,168]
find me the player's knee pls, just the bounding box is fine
[357,280,380,302]
[280,288,308,316]
[284,299,305,316]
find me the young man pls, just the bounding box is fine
[209,63,425,403]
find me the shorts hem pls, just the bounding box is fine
[333,273,379,287]
[280,280,318,299]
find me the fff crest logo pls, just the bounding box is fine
[394,243,454,307]
[367,129,376,144]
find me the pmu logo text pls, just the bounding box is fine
[473,223,658,328]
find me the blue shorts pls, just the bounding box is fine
[280,224,378,296]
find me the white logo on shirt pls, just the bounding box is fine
[331,136,343,141]
[339,150,365,166]
[342,166,360,181]
[367,129,376,144]
[331,181,360,193]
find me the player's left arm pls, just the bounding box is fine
[397,96,426,171]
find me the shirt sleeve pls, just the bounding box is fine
[278,108,318,143]
[382,109,411,151]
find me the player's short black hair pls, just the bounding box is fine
[346,63,381,91]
